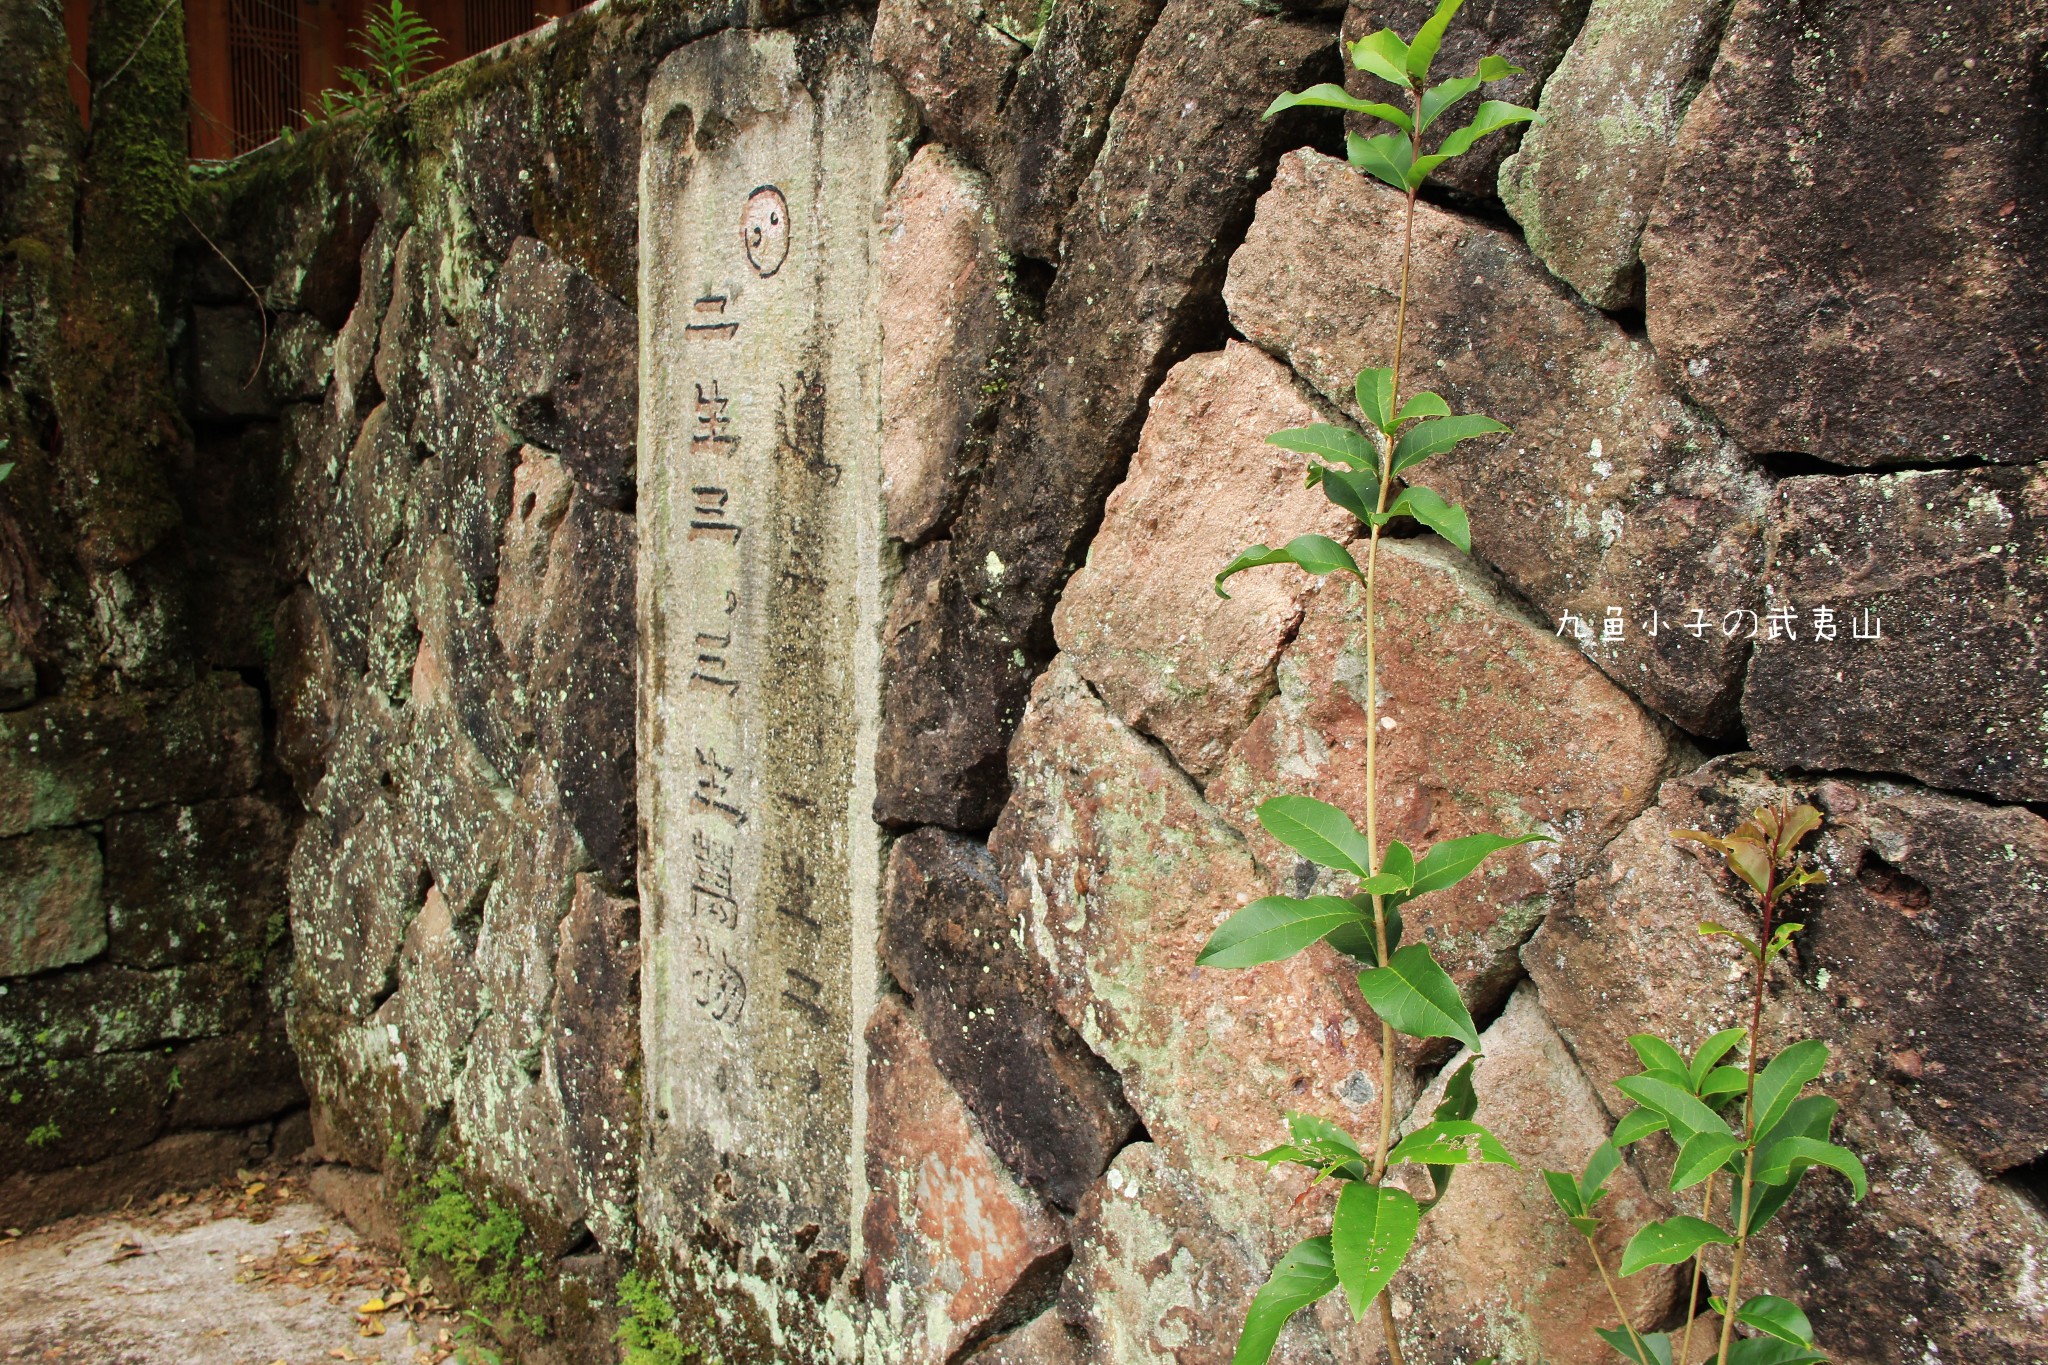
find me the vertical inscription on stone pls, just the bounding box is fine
[637,27,904,1282]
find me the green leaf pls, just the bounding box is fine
[1749,1039,1828,1143]
[1611,1106,1667,1147]
[1475,54,1524,81]
[1699,920,1762,962]
[1331,1183,1420,1319]
[1724,1341,1827,1365]
[1726,840,1773,897]
[1264,84,1413,131]
[1256,795,1376,878]
[1287,1111,1364,1159]
[1752,1136,1867,1200]
[1542,1168,1586,1219]
[1268,424,1378,470]
[1406,831,1549,898]
[1579,1140,1622,1204]
[1435,99,1539,158]
[1628,1035,1689,1081]
[1355,366,1396,434]
[1357,944,1481,1052]
[1375,485,1470,553]
[1316,466,1382,522]
[1595,1327,1674,1365]
[1325,901,1400,963]
[1737,1295,1816,1346]
[1689,1028,1749,1090]
[1418,76,1480,132]
[1433,1056,1478,1123]
[1346,131,1416,193]
[1404,153,1453,190]
[1390,414,1509,475]
[1405,0,1463,78]
[1395,391,1453,424]
[1377,838,1416,888]
[1232,1236,1338,1365]
[1197,896,1365,968]
[1697,1065,1750,1101]
[1764,921,1804,963]
[1619,1215,1735,1276]
[1215,534,1364,599]
[1670,1130,1743,1192]
[1613,1075,1733,1144]
[1389,1119,1518,1169]
[1748,1096,1838,1231]
[1350,29,1414,89]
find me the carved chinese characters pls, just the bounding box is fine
[636,25,908,1291]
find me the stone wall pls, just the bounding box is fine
[4,0,2045,1361]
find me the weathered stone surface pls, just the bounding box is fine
[0,962,258,1067]
[993,658,1402,1245]
[187,305,278,420]
[167,1025,306,1129]
[876,0,1339,828]
[637,20,907,1291]
[1498,0,1727,309]
[104,798,289,969]
[1746,466,2048,803]
[1347,0,1588,203]
[1227,151,1768,735]
[496,448,637,885]
[0,676,263,837]
[0,1051,172,1172]
[1383,987,1675,1362]
[861,996,1070,1363]
[1525,759,2048,1359]
[0,617,35,711]
[550,873,641,1251]
[1053,343,1354,782]
[1059,1143,1363,1365]
[872,0,1028,163]
[263,312,336,402]
[967,1310,1089,1365]
[0,1127,276,1231]
[1207,539,1682,1016]
[1641,0,2048,466]
[881,826,1138,1210]
[271,585,338,797]
[0,829,105,976]
[479,236,637,511]
[880,147,1020,544]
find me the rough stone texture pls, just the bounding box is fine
[1746,466,2048,803]
[1059,1142,1369,1365]
[861,996,1071,1363]
[876,0,1339,829]
[550,873,642,1251]
[0,676,264,836]
[0,829,105,976]
[1499,0,1728,309]
[1641,0,2048,466]
[1052,343,1355,783]
[881,827,1139,1210]
[1384,987,1675,1363]
[1346,0,1589,203]
[1206,539,1683,1016]
[103,798,289,969]
[1525,759,2048,1360]
[479,237,638,511]
[993,658,1402,1247]
[967,1310,1090,1365]
[187,305,279,420]
[872,0,1029,168]
[1227,151,1768,735]
[880,146,1021,544]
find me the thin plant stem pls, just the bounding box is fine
[1359,85,1426,1365]
[1717,872,1780,1365]
[1587,1234,1650,1364]
[1678,1173,1715,1365]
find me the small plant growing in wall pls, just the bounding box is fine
[1197,3,1542,1359]
[1548,805,1866,1365]
[306,0,441,150]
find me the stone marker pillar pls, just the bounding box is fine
[637,21,908,1306]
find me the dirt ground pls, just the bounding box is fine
[0,1174,472,1365]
